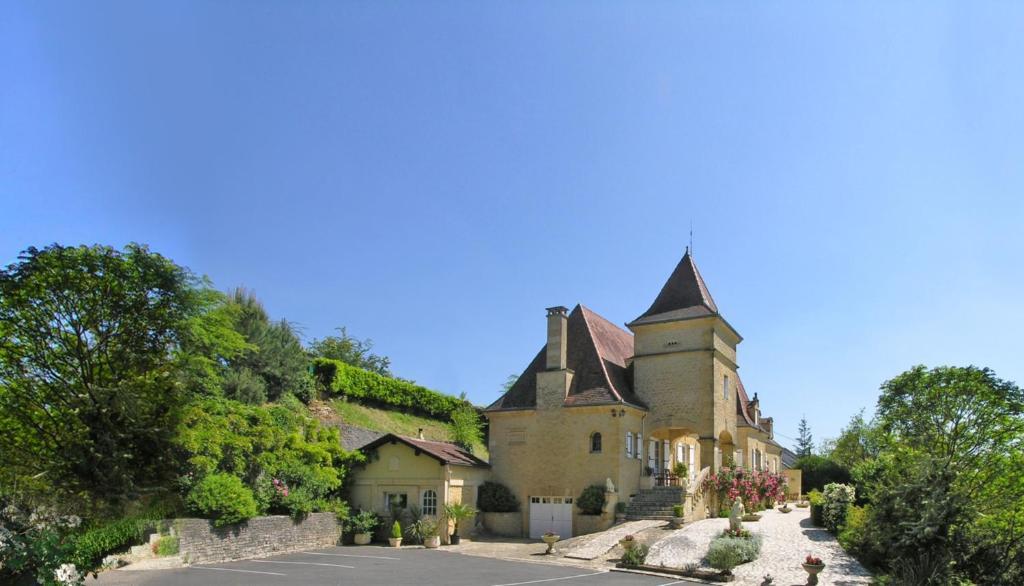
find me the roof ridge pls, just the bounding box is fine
[577,305,625,403]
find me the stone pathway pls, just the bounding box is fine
[562,520,665,560]
[646,507,872,585]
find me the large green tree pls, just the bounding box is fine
[225,289,309,403]
[0,244,204,509]
[853,366,1024,584]
[308,327,391,377]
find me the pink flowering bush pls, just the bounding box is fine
[703,467,787,512]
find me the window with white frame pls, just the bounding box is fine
[626,432,633,457]
[421,489,437,516]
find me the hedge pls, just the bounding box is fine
[312,358,469,420]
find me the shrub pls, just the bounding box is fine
[706,534,762,572]
[822,483,856,534]
[838,505,872,562]
[672,504,685,517]
[346,511,379,534]
[68,515,151,573]
[577,485,606,515]
[154,536,179,557]
[390,520,402,539]
[794,455,851,493]
[449,404,484,452]
[405,517,439,544]
[620,543,649,568]
[313,358,469,420]
[673,462,688,478]
[477,482,520,513]
[186,473,259,527]
[808,489,825,527]
[175,397,362,520]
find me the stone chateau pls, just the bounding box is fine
[484,249,783,538]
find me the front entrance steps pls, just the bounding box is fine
[625,486,686,520]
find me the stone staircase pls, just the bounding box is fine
[625,486,686,520]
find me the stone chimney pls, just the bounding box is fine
[537,306,572,409]
[545,306,568,370]
[750,392,761,425]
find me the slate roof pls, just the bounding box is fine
[781,447,799,469]
[338,424,385,452]
[485,304,647,412]
[359,433,491,468]
[630,250,720,326]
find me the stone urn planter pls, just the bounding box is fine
[424,535,441,549]
[671,504,686,528]
[741,513,762,522]
[802,556,825,585]
[388,537,402,547]
[541,533,560,554]
[778,505,792,513]
[353,532,372,545]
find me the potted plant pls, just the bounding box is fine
[541,531,560,554]
[614,501,627,522]
[443,502,476,545]
[671,504,686,528]
[778,503,792,513]
[618,534,637,551]
[388,520,403,548]
[802,555,825,585]
[673,462,689,490]
[346,511,379,545]
[407,516,440,549]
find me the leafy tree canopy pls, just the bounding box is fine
[308,327,391,377]
[0,244,204,510]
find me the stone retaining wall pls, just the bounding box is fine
[174,513,342,564]
[481,512,523,537]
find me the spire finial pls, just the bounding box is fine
[689,220,694,256]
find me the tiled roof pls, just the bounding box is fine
[359,433,490,468]
[486,304,646,412]
[631,250,719,325]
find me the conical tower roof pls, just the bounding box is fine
[631,249,719,325]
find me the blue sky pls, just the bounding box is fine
[3,1,1022,447]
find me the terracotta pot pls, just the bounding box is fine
[388,537,402,548]
[424,535,441,549]
[619,538,637,550]
[802,563,825,585]
[353,533,372,545]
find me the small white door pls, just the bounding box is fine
[529,496,573,538]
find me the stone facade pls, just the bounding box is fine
[174,513,341,564]
[485,250,785,539]
[347,438,490,543]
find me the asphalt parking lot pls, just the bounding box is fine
[90,545,698,586]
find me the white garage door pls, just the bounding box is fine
[529,496,573,539]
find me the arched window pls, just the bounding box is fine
[590,432,602,453]
[625,432,633,457]
[421,489,437,516]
